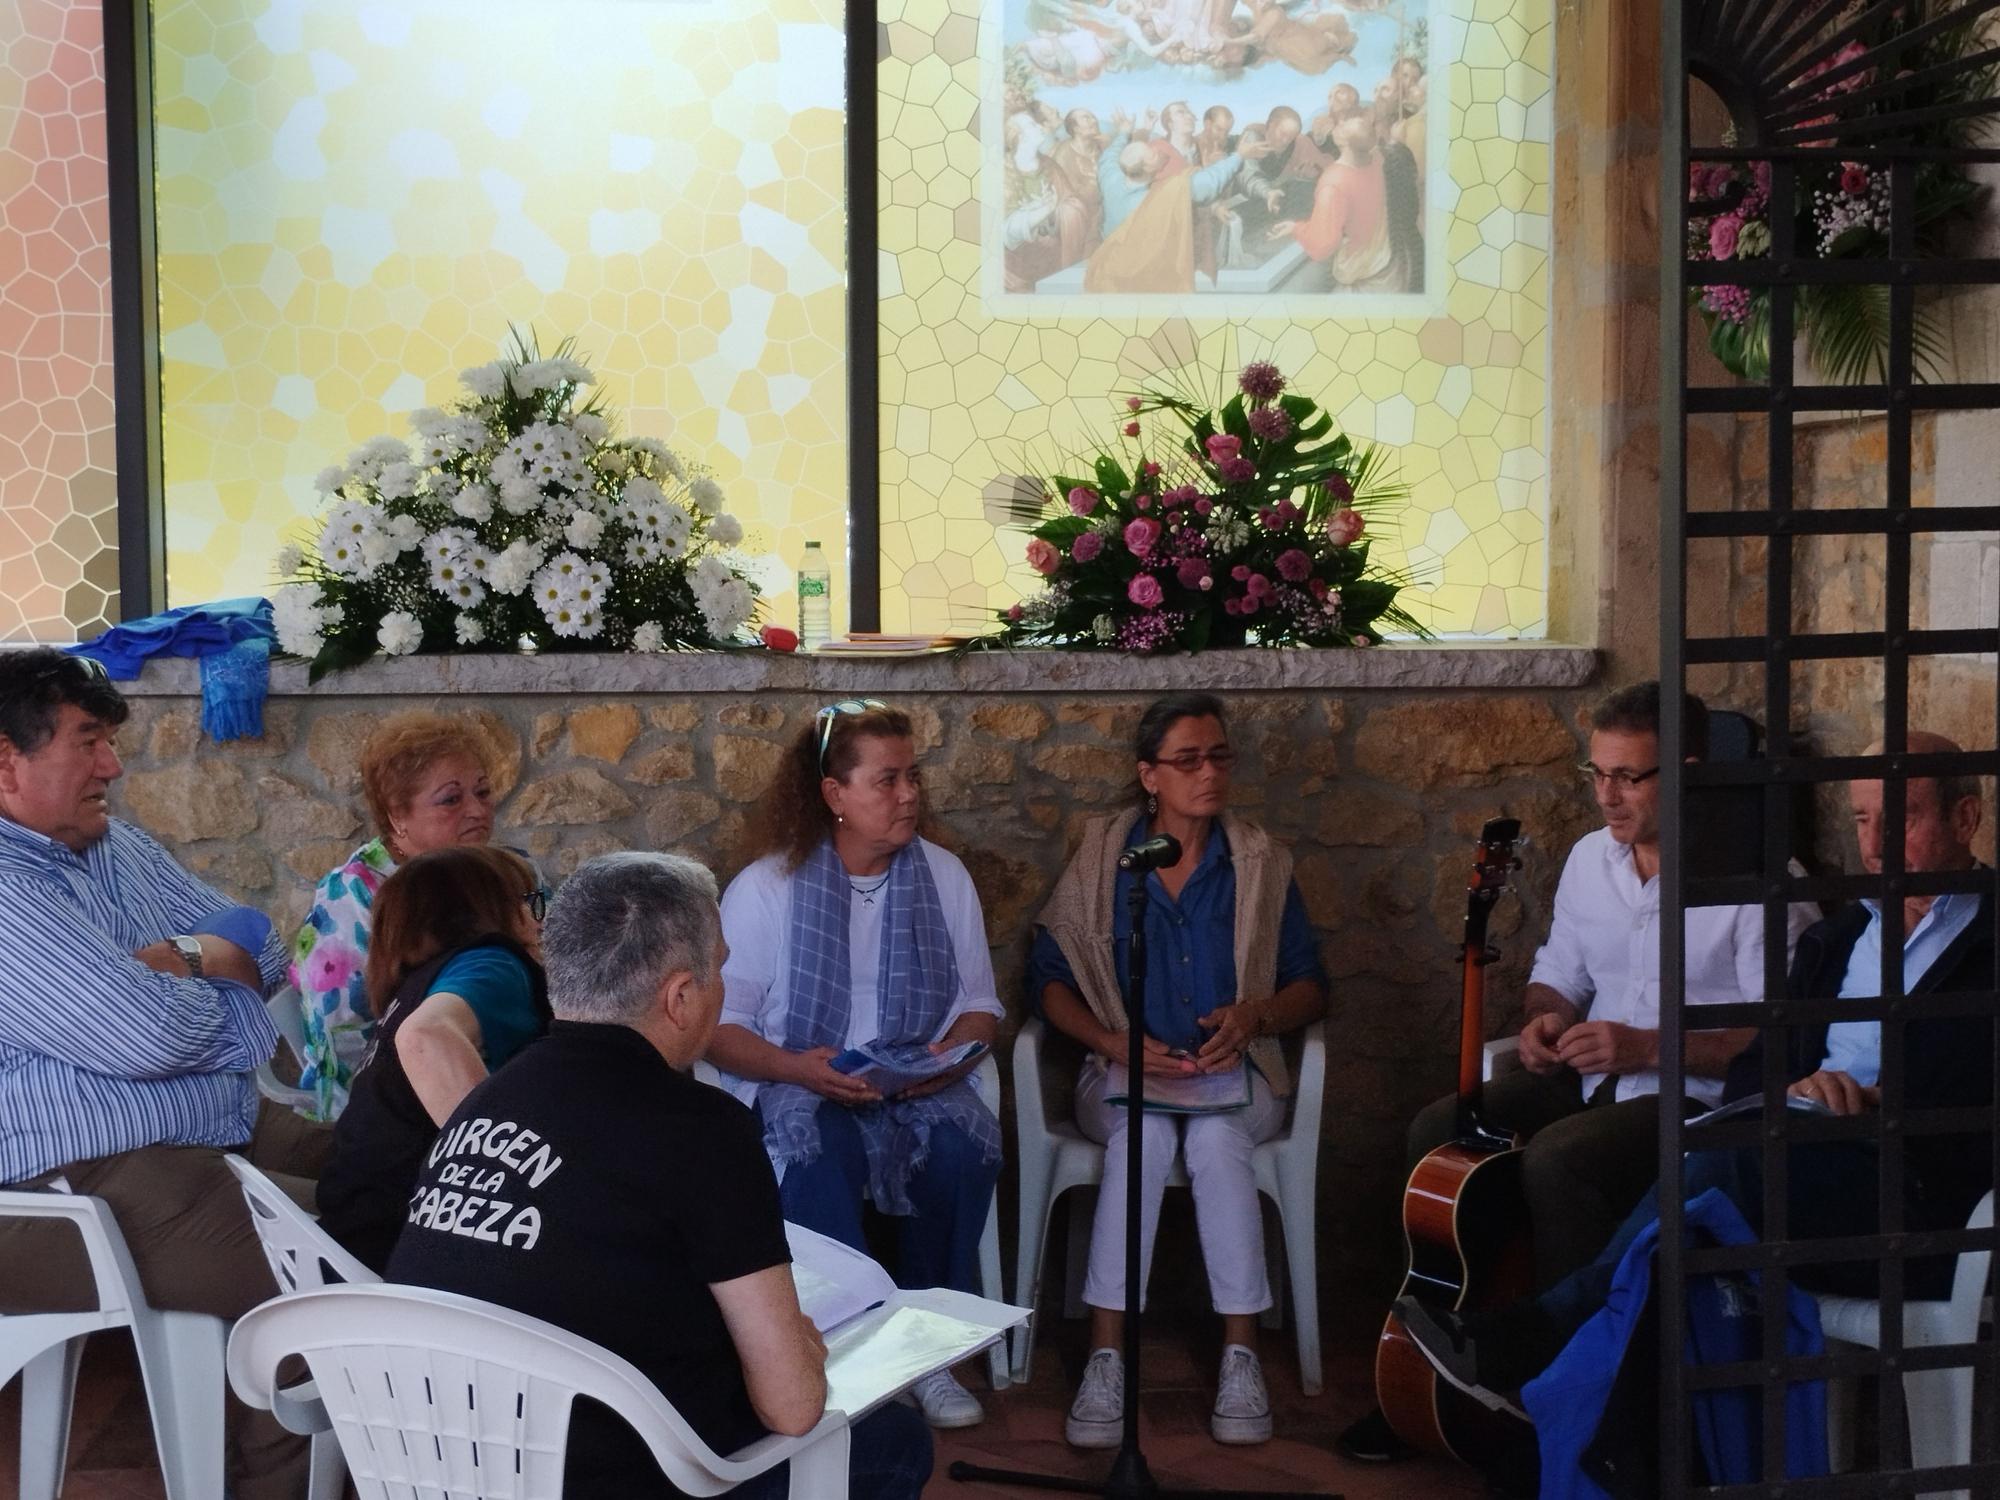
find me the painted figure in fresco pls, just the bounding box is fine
[1271,113,1395,291]
[1086,108,1269,292]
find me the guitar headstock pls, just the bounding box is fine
[1463,816,1525,956]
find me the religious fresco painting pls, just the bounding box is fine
[985,0,1441,314]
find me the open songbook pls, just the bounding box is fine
[1686,1092,1837,1127]
[1105,1058,1253,1115]
[828,1039,987,1097]
[786,1222,1028,1419]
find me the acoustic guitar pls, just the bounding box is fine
[1376,815,1534,1465]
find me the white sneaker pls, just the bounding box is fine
[1065,1347,1123,1449]
[1210,1344,1272,1445]
[912,1367,984,1429]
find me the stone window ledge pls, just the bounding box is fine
[107,643,1598,697]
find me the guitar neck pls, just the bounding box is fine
[1455,938,1487,1132]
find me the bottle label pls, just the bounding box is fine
[799,578,828,598]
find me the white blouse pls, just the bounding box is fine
[716,838,1004,1110]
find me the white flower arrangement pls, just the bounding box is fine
[271,332,759,676]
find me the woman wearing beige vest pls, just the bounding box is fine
[1030,692,1327,1450]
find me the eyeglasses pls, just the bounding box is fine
[1577,762,1660,791]
[1152,747,1237,773]
[816,698,888,773]
[522,887,551,922]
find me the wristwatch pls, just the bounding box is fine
[170,935,205,979]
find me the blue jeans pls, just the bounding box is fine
[773,1100,999,1294]
[731,1402,934,1500]
[1537,1140,1890,1338]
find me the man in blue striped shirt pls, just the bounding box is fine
[0,649,325,1500]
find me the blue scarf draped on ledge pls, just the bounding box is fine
[70,597,275,743]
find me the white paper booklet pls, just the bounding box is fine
[785,1222,1029,1419]
[1105,1059,1252,1114]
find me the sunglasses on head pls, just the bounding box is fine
[816,698,888,774]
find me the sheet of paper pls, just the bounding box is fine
[822,1291,1028,1418]
[829,1040,986,1097]
[787,1222,897,1335]
[1105,1059,1252,1114]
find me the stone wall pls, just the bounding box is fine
[105,649,1600,1331]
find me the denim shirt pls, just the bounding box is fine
[1028,819,1323,1051]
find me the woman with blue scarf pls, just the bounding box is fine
[706,700,1005,1431]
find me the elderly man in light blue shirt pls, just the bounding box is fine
[0,648,324,1500]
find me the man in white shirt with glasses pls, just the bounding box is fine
[1341,680,1810,1465]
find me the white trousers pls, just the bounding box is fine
[1074,1059,1286,1315]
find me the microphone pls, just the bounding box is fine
[1117,834,1182,871]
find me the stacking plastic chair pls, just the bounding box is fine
[1009,1016,1328,1393]
[0,1185,225,1500]
[693,1050,1011,1391]
[1818,1190,1996,1500]
[228,1283,853,1499]
[254,985,321,1116]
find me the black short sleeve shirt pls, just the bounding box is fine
[387,1021,792,1495]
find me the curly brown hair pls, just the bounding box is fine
[358,711,492,842]
[739,704,915,871]
[363,844,536,1017]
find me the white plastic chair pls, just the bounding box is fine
[1818,1189,1996,1500]
[1484,1035,1522,1081]
[255,985,321,1116]
[693,1050,1011,1391]
[1009,1016,1328,1393]
[0,1185,225,1500]
[228,1282,853,1499]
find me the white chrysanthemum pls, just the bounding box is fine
[688,476,724,516]
[1092,613,1115,642]
[452,483,495,522]
[272,584,330,656]
[378,610,423,656]
[384,514,423,554]
[597,448,630,478]
[631,620,665,652]
[455,613,487,645]
[572,411,608,443]
[426,526,476,562]
[410,406,450,433]
[708,514,744,547]
[346,436,410,483]
[625,536,662,567]
[498,477,541,516]
[546,355,594,386]
[318,519,373,579]
[461,362,506,400]
[274,542,305,576]
[697,576,754,638]
[312,466,346,496]
[488,538,541,596]
[689,555,732,595]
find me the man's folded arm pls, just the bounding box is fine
[0,883,278,1078]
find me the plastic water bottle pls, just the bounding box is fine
[798,541,832,650]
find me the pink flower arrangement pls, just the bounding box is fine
[1708,215,1740,261]
[999,362,1418,653]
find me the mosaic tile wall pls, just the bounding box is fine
[152,0,850,627]
[0,0,119,641]
[879,0,1552,636]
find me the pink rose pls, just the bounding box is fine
[1327,508,1365,546]
[1219,457,1257,484]
[1231,564,1251,582]
[1245,573,1274,599]
[1142,461,1161,479]
[1135,493,1153,510]
[1127,573,1164,609]
[1123,421,1141,438]
[1205,433,1242,462]
[1840,163,1868,195]
[1123,517,1161,557]
[1193,496,1213,515]
[1708,214,1740,261]
[1071,530,1104,564]
[1324,472,1353,504]
[1068,486,1099,516]
[1026,537,1061,575]
[1176,558,1209,588]
[1276,548,1311,582]
[1006,604,1025,621]
[1126,396,1143,411]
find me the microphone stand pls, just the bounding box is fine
[950,844,1336,1499]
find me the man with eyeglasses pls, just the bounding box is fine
[0,648,324,1500]
[1340,680,1811,1465]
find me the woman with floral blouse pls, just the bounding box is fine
[289,712,496,1118]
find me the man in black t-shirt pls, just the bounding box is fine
[389,851,933,1499]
